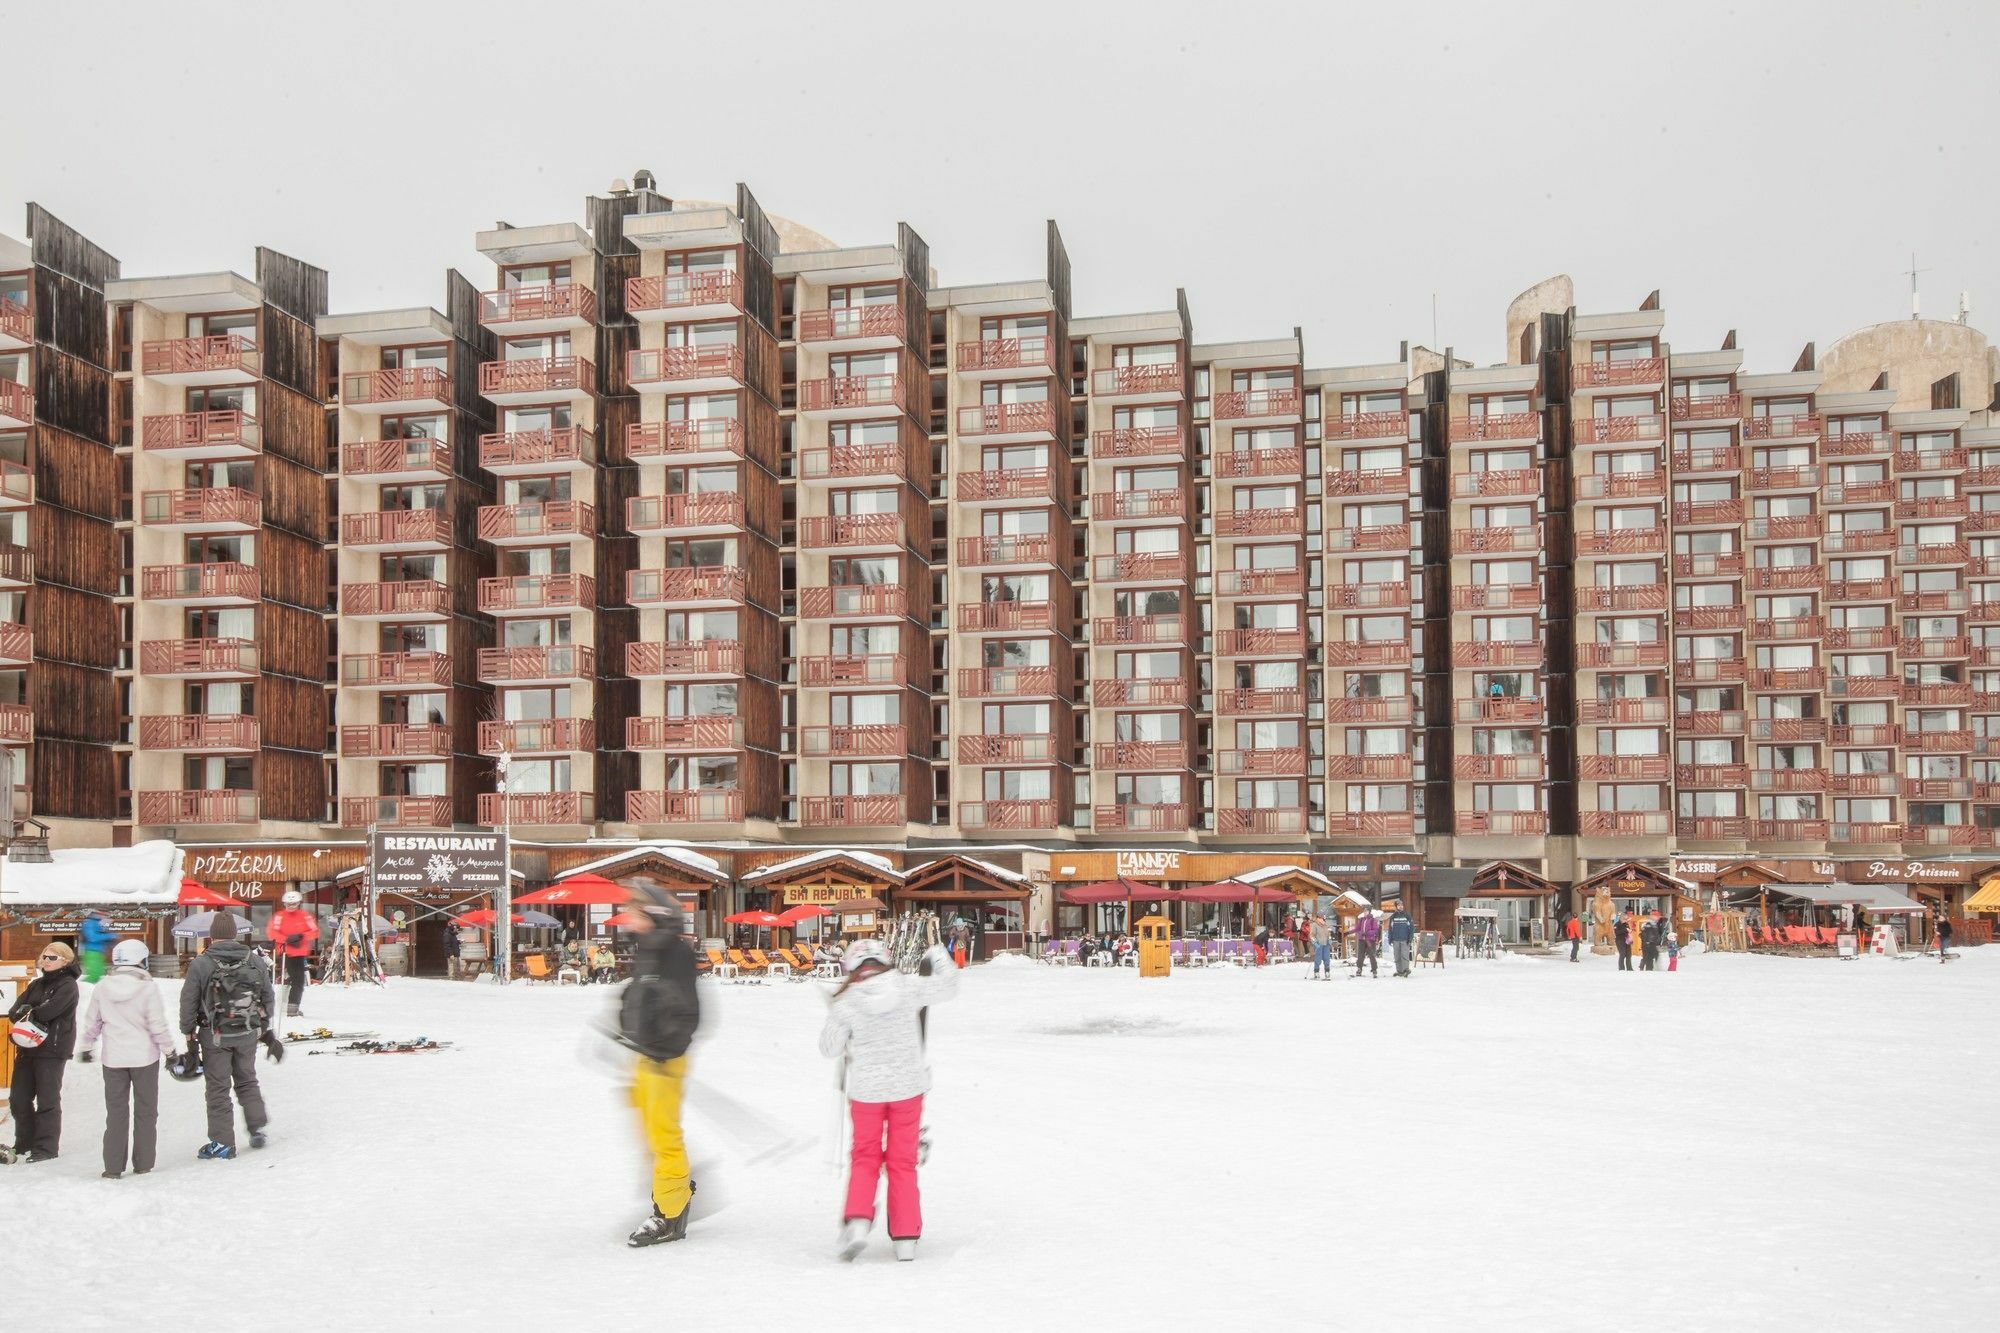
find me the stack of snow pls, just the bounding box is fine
[0,839,184,907]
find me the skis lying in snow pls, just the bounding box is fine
[284,1028,380,1044]
[308,1038,455,1056]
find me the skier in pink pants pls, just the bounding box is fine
[820,937,959,1262]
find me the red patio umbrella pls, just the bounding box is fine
[454,908,529,927]
[516,873,630,906]
[773,904,827,927]
[1182,879,1296,904]
[724,910,785,927]
[1059,878,1170,905]
[178,878,248,909]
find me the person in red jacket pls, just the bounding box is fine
[266,890,320,1019]
[1564,913,1583,963]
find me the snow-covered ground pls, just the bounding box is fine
[15,945,1998,1332]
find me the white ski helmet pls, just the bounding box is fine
[841,939,892,974]
[111,939,150,968]
[282,889,303,907]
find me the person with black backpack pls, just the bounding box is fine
[617,884,700,1247]
[179,913,281,1160]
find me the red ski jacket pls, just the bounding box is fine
[267,908,321,958]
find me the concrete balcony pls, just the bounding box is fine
[1094,804,1190,833]
[629,345,743,395]
[0,294,28,351]
[1325,696,1412,722]
[339,723,451,759]
[1677,817,1750,841]
[1091,363,1183,402]
[1454,810,1548,836]
[1093,427,1184,463]
[957,401,1059,442]
[960,733,1065,764]
[1574,357,1665,389]
[799,795,907,827]
[1093,740,1189,771]
[1452,526,1538,554]
[478,282,597,335]
[1098,552,1188,586]
[343,367,451,415]
[798,653,908,688]
[1577,755,1671,781]
[137,714,259,753]
[1216,807,1306,835]
[481,427,596,477]
[480,356,596,406]
[142,562,257,605]
[141,335,259,385]
[480,718,595,756]
[0,381,29,430]
[0,622,30,669]
[955,533,1055,569]
[1328,582,1411,610]
[958,800,1061,832]
[628,419,745,465]
[342,579,450,620]
[1326,812,1415,838]
[965,600,1062,633]
[479,573,595,617]
[1092,677,1188,707]
[141,410,260,459]
[477,644,594,686]
[1579,811,1672,837]
[956,336,1059,378]
[797,303,905,350]
[1217,747,1307,776]
[626,271,743,323]
[342,507,452,551]
[1213,388,1301,422]
[479,500,598,545]
[799,584,904,619]
[626,492,748,543]
[140,486,261,533]
[1743,413,1822,441]
[959,468,1063,507]
[1452,412,1540,442]
[626,789,744,824]
[800,440,911,485]
[1454,697,1544,725]
[1216,627,1304,657]
[799,513,904,552]
[1451,584,1541,611]
[626,640,742,679]
[1217,686,1304,715]
[800,724,908,757]
[479,791,595,826]
[798,373,916,418]
[341,651,449,690]
[626,715,743,751]
[340,795,453,829]
[0,460,30,510]
[1452,469,1542,499]
[1454,754,1546,781]
[1324,411,1408,442]
[137,790,260,826]
[342,437,451,482]
[955,665,1059,698]
[1214,507,1303,538]
[141,637,256,678]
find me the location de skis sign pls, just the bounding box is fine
[368,830,509,894]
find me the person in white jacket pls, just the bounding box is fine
[819,938,958,1262]
[78,939,178,1178]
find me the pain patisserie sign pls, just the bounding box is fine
[1672,856,1991,884]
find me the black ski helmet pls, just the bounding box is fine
[626,877,686,935]
[166,1047,204,1083]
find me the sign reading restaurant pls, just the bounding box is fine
[368,831,510,895]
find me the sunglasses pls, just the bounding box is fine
[40,953,63,962]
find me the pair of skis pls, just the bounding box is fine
[284,1028,378,1044]
[307,1038,454,1056]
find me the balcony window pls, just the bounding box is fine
[1759,795,1821,820]
[1676,635,1738,664]
[1593,505,1659,533]
[1597,617,1661,646]
[191,310,258,347]
[980,506,1049,538]
[184,533,253,564]
[1235,660,1300,689]
[1594,339,1656,365]
[1606,785,1664,812]
[1234,601,1299,631]
[1671,377,1733,402]
[501,687,570,722]
[1472,728,1538,757]
[1116,711,1181,742]
[1598,672,1663,701]
[663,536,738,568]
[1116,774,1184,805]
[188,383,256,417]
[1235,777,1300,806]
[1471,503,1535,530]
[380,691,446,726]
[1829,508,1887,534]
[831,623,898,656]
[1596,728,1662,757]
[831,763,901,796]
[1233,426,1296,454]
[1115,588,1180,618]
[1680,738,1738,765]
[1347,784,1409,813]
[1227,540,1295,571]
[829,556,894,586]
[982,638,1050,668]
[832,692,901,726]
[1345,446,1402,473]
[983,572,1051,604]
[1679,790,1741,817]
[1471,616,1534,644]
[184,755,254,789]
[1468,393,1531,420]
[984,768,1052,800]
[1750,397,1813,423]
[664,755,739,791]
[383,343,447,373]
[1472,784,1537,812]
[1592,394,1658,421]
[1475,673,1534,701]
[666,321,737,352]
[505,404,571,434]
[1114,526,1182,558]
[1118,404,1180,432]
[497,543,570,577]
[382,763,447,797]
[665,682,738,718]
[1115,650,1179,680]
[1906,754,1960,779]
[1341,391,1404,417]
[989,443,1053,472]
[503,262,572,289]
[987,702,1053,734]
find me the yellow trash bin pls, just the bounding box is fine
[1137,915,1172,978]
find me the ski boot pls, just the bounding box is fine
[894,1239,919,1262]
[250,1130,269,1150]
[197,1141,236,1161]
[836,1218,870,1262]
[627,1201,690,1248]
[286,1005,303,1018]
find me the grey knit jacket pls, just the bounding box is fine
[819,945,959,1104]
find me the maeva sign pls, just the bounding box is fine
[369,831,509,894]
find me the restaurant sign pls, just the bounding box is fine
[369,831,509,895]
[184,844,362,899]
[1115,850,1181,878]
[779,883,870,906]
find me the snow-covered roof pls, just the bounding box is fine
[1235,865,1373,908]
[0,841,184,906]
[740,847,902,883]
[555,843,724,882]
[905,855,1026,884]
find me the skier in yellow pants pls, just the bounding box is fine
[618,882,700,1247]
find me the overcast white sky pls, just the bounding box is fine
[5,0,1996,370]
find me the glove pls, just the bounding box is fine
[285,934,304,948]
[259,1031,286,1064]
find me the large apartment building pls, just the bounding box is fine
[4,184,1999,915]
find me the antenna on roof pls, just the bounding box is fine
[1906,252,1930,320]
[1960,292,1973,325]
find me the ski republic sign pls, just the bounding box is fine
[368,831,509,894]
[1115,850,1181,878]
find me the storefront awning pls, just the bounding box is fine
[1964,880,2000,914]
[1745,883,1927,914]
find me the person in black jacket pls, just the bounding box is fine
[8,940,82,1161]
[1638,914,1661,971]
[1614,914,1634,971]
[619,881,701,1248]
[179,913,278,1160]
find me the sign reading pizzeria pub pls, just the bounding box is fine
[368,831,510,895]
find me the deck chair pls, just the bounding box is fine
[523,954,555,984]
[727,948,764,980]
[787,946,816,974]
[705,948,739,981]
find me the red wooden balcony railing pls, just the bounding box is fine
[1097,552,1188,584]
[1822,525,1895,550]
[955,534,1052,566]
[1677,817,1750,840]
[1900,541,1971,567]
[628,345,743,386]
[341,650,448,689]
[1327,812,1416,837]
[1452,412,1541,441]
[1674,606,1744,630]
[626,640,742,677]
[1091,364,1183,397]
[1753,717,1828,741]
[1672,498,1745,526]
[960,733,1064,763]
[0,380,27,425]
[1093,804,1191,833]
[1748,514,1823,541]
[1577,755,1670,781]
[342,579,449,618]
[1901,680,1974,706]
[959,467,1061,505]
[1576,528,1666,556]
[958,337,1059,373]
[341,795,453,829]
[799,653,906,687]
[1752,819,1829,842]
[964,600,1058,632]
[626,270,742,316]
[343,507,451,547]
[1903,777,1973,800]
[1825,626,1894,649]
[1328,582,1411,609]
[338,723,450,758]
[0,459,31,508]
[1830,674,1898,698]
[1213,567,1301,596]
[626,715,743,750]
[0,295,28,346]
[480,500,598,542]
[955,665,1058,697]
[627,566,746,606]
[1217,807,1307,834]
[1093,740,1189,770]
[797,303,904,343]
[142,562,258,602]
[1325,754,1414,780]
[1324,641,1412,666]
[136,790,260,825]
[1750,566,1825,591]
[958,401,1058,437]
[1451,641,1543,668]
[799,584,904,618]
[142,334,259,379]
[479,792,594,826]
[1324,411,1409,441]
[1743,413,1821,439]
[478,572,595,613]
[799,513,903,549]
[1215,627,1305,656]
[476,644,595,683]
[343,437,450,478]
[1748,667,1826,691]
[480,718,596,755]
[343,367,449,407]
[1218,747,1308,775]
[1093,427,1184,460]
[1096,614,1184,645]
[1217,686,1304,714]
[1323,469,1407,502]
[1830,723,1900,746]
[1680,762,1755,791]
[1670,393,1741,421]
[1576,584,1668,611]
[1208,382,1304,421]
[481,427,594,472]
[1748,464,1820,490]
[800,795,907,826]
[1325,696,1413,722]
[1215,447,1302,480]
[141,487,261,528]
[1581,698,1671,724]
[142,410,260,454]
[1674,552,1746,578]
[1452,468,1542,499]
[800,440,910,481]
[1901,635,1972,660]
[479,283,597,327]
[480,355,595,398]
[1327,522,1410,552]
[1214,507,1304,537]
[1451,584,1540,610]
[626,789,743,824]
[800,725,908,757]
[138,715,259,751]
[626,493,742,533]
[1576,642,1670,669]
[1453,754,1547,780]
[958,800,1061,831]
[1092,677,1189,706]
[1905,824,1994,848]
[1454,697,1544,725]
[1907,729,1975,752]
[1577,414,1665,445]
[1750,615,1823,640]
[1897,448,1969,474]
[1575,357,1665,387]
[627,419,744,461]
[1672,445,1741,473]
[1452,526,1538,553]
[140,636,255,676]
[1823,431,1890,457]
[800,373,912,413]
[1577,471,1668,501]
[1096,487,1183,520]
[1579,811,1673,836]
[1454,810,1549,835]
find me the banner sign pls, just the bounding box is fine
[780,883,870,906]
[369,831,509,895]
[1116,850,1181,877]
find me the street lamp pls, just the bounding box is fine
[495,752,516,985]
